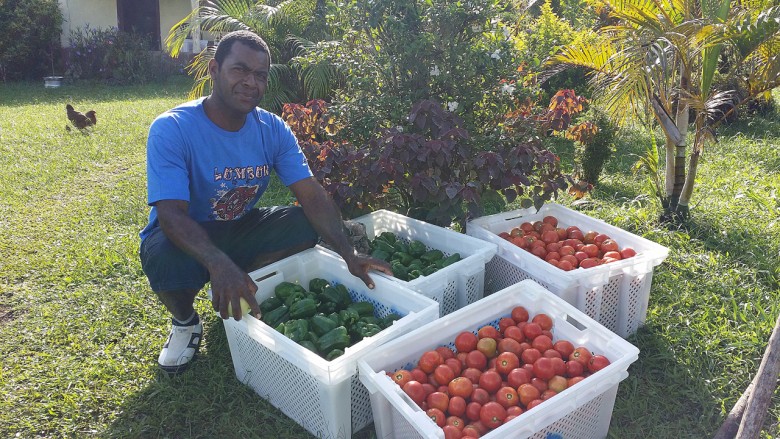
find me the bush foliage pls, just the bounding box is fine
[0,0,63,81]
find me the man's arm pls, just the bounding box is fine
[289,177,392,288]
[155,199,261,320]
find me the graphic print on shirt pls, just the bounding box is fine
[212,185,259,220]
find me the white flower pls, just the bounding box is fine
[396,126,404,132]
[491,18,499,28]
[501,83,516,94]
[447,101,459,112]
[490,49,501,60]
[471,24,482,32]
[430,65,441,76]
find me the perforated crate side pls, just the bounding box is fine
[527,384,618,439]
[226,322,354,439]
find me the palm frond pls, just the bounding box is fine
[165,7,201,57]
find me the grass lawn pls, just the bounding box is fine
[0,78,778,438]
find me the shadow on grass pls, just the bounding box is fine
[609,324,722,439]
[104,316,378,439]
[0,76,193,108]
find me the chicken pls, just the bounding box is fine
[66,104,97,130]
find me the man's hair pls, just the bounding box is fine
[214,30,271,66]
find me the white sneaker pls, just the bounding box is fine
[158,318,202,375]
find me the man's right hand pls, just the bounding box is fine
[209,256,262,321]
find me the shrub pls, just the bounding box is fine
[285,99,570,227]
[0,0,63,81]
[570,107,617,185]
[65,26,178,84]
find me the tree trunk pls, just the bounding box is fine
[735,312,780,439]
[670,68,691,211]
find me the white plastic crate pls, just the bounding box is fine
[467,203,669,337]
[358,279,640,439]
[210,247,439,439]
[349,209,497,316]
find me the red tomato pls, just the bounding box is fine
[476,338,497,359]
[392,369,413,388]
[436,346,456,361]
[465,402,482,422]
[531,335,553,353]
[580,257,600,269]
[477,325,501,340]
[546,241,562,253]
[553,340,575,359]
[559,245,575,256]
[545,251,561,262]
[542,215,558,227]
[470,387,490,405]
[567,376,585,387]
[558,260,573,271]
[522,322,542,340]
[498,317,516,334]
[540,389,558,400]
[461,367,482,384]
[589,355,611,372]
[465,350,488,371]
[517,383,540,406]
[583,230,598,244]
[495,352,520,375]
[565,360,584,378]
[526,399,544,410]
[600,239,619,252]
[603,250,622,260]
[570,347,592,367]
[520,348,542,365]
[461,424,481,437]
[520,222,534,233]
[455,332,478,353]
[497,338,522,356]
[541,230,559,244]
[419,350,444,374]
[530,377,548,393]
[448,397,468,418]
[402,380,426,406]
[503,326,525,343]
[620,247,637,258]
[478,370,503,394]
[434,364,456,386]
[479,402,507,430]
[593,233,609,245]
[506,405,524,417]
[495,386,520,408]
[427,408,446,427]
[507,367,532,388]
[443,425,463,439]
[448,376,474,399]
[445,358,463,377]
[500,231,513,239]
[532,357,555,380]
[422,383,436,397]
[411,367,428,384]
[549,356,566,376]
[581,244,600,258]
[568,229,585,241]
[543,348,562,359]
[531,246,547,258]
[531,314,553,330]
[511,306,529,323]
[426,391,450,412]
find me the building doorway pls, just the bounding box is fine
[117,0,161,50]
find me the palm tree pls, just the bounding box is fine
[166,0,340,113]
[546,0,780,222]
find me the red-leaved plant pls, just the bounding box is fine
[283,99,572,227]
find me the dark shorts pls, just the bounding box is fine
[139,206,318,292]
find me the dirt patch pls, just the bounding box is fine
[0,304,17,325]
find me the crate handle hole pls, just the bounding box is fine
[253,271,278,282]
[565,314,587,331]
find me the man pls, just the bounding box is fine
[139,30,390,375]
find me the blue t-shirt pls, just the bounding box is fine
[140,98,312,241]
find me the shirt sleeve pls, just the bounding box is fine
[146,116,191,205]
[269,114,314,187]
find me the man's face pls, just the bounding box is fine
[210,42,269,115]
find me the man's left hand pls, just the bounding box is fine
[343,253,393,289]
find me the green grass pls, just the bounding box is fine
[1,79,778,438]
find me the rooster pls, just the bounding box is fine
[65,104,97,131]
